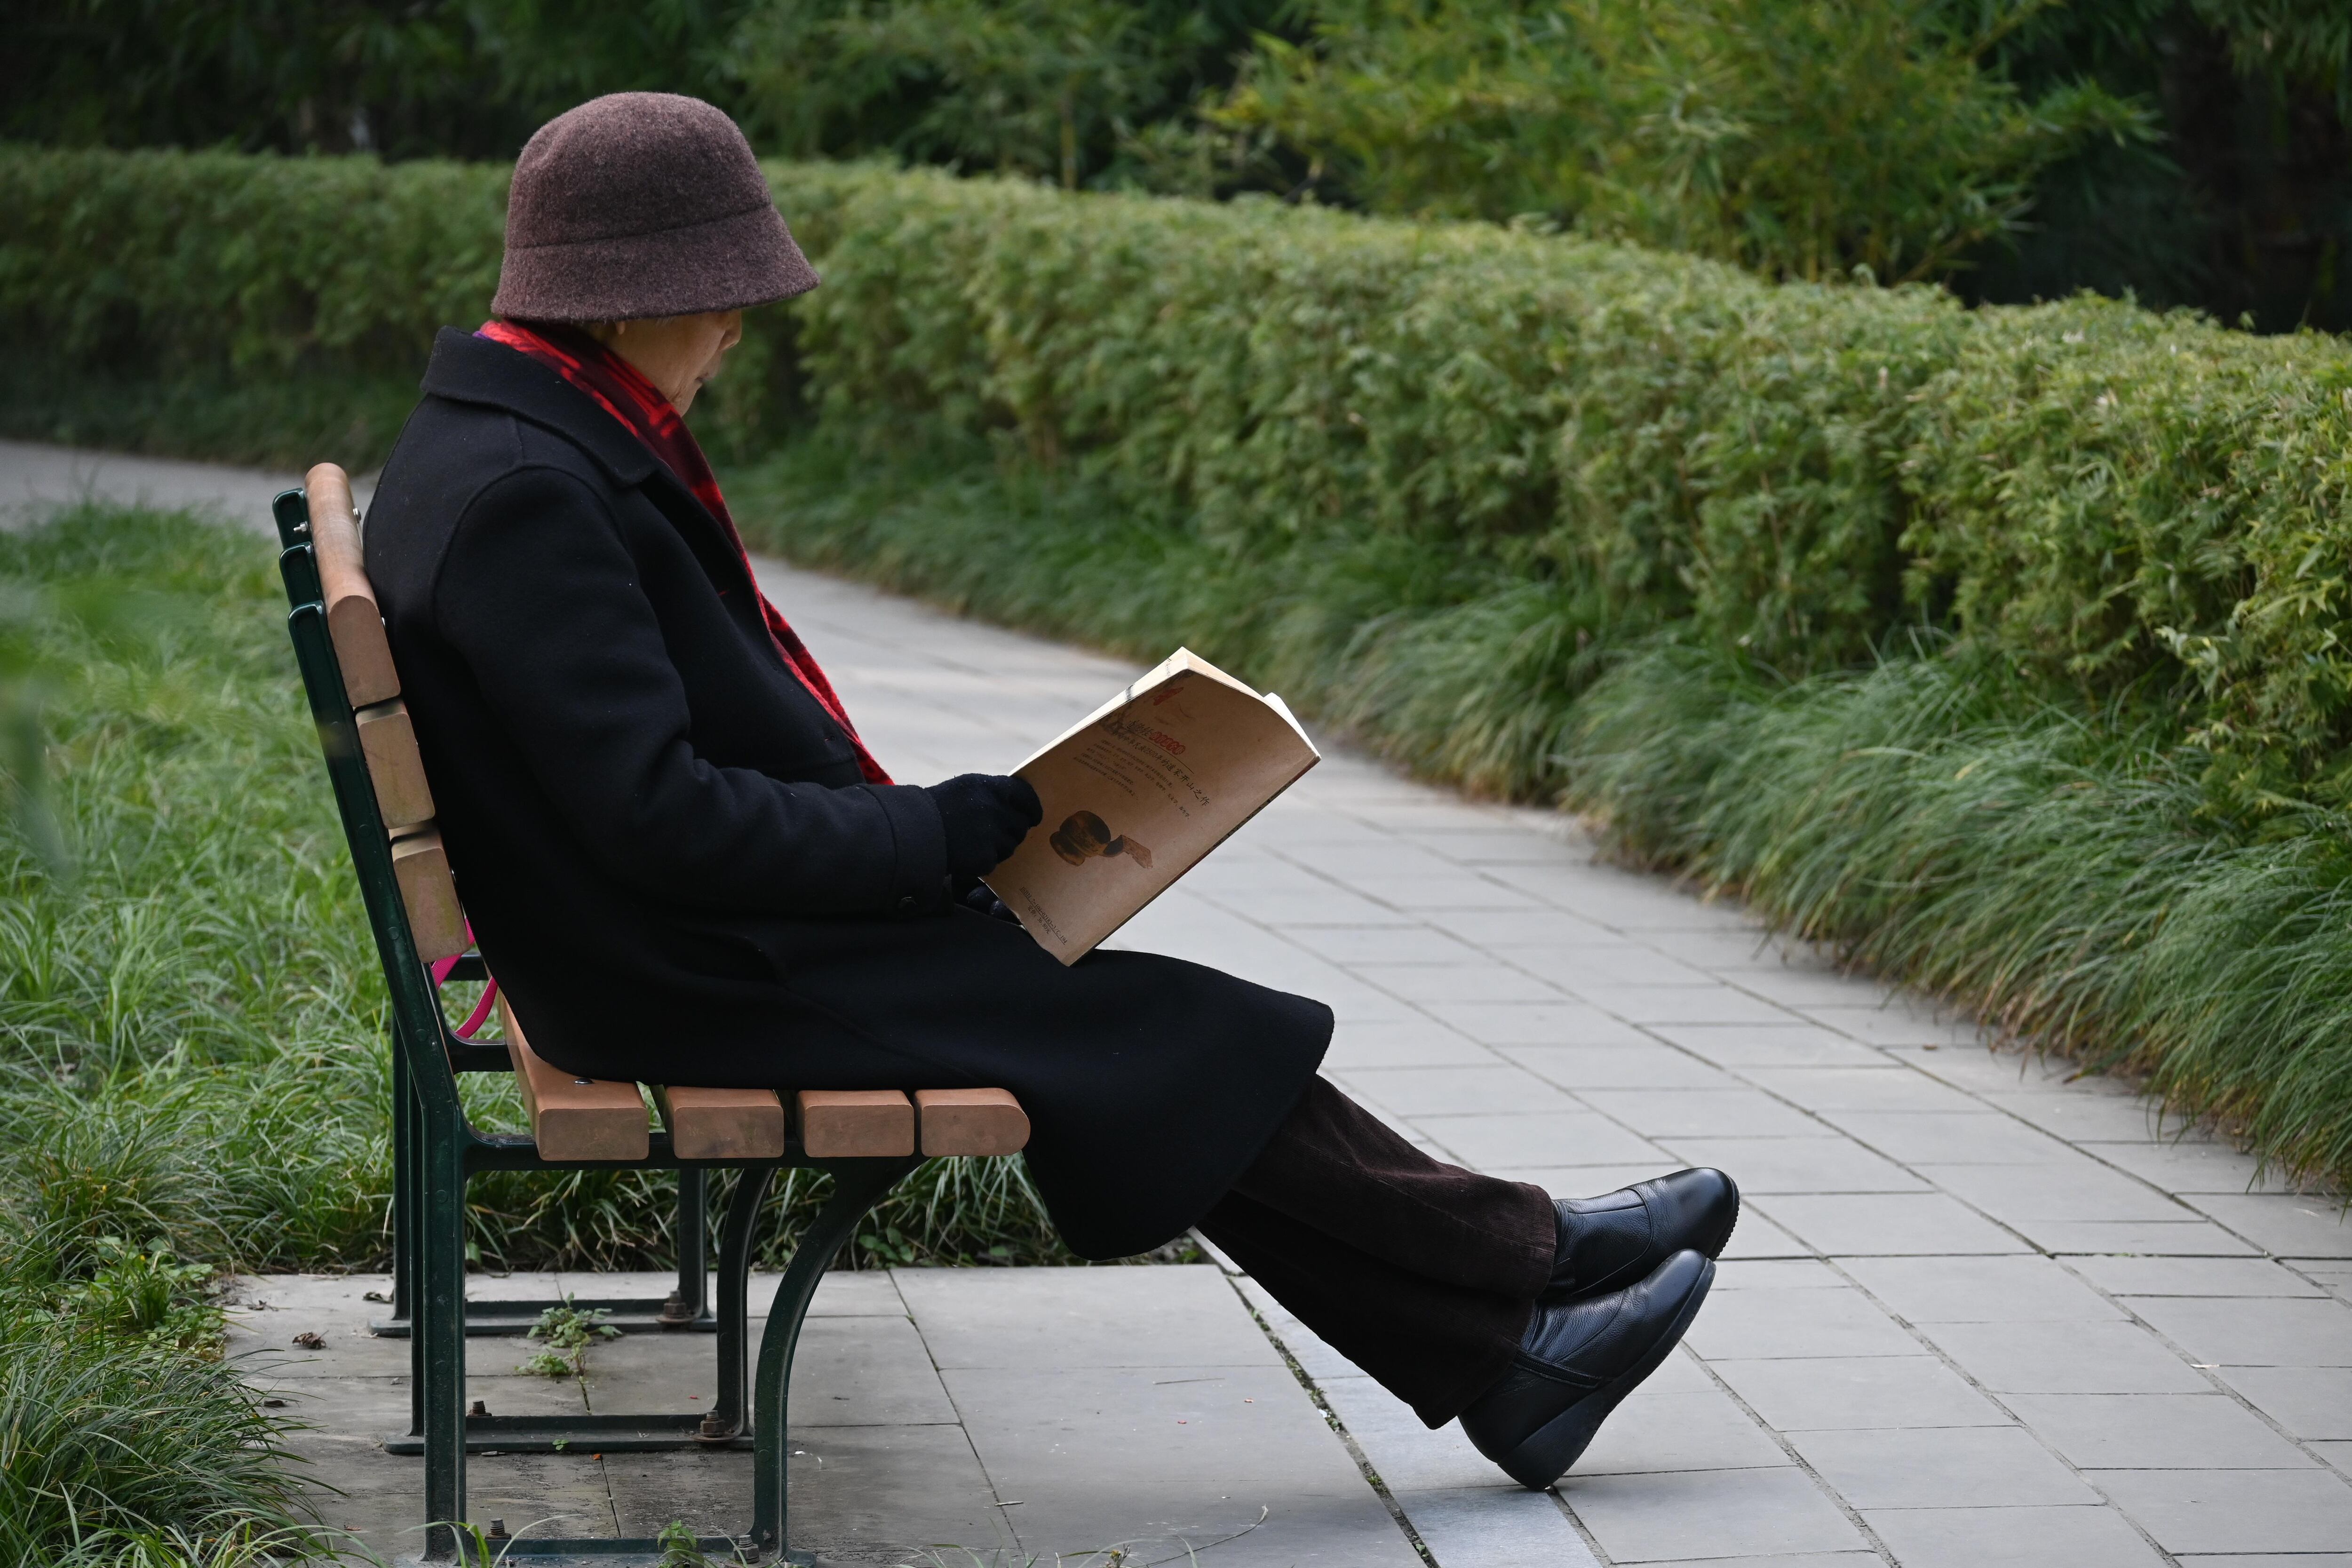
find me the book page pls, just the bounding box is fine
[985,649,1319,963]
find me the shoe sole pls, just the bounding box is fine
[1700,1173,1741,1259]
[1499,1255,1716,1490]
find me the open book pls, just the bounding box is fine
[984,649,1320,963]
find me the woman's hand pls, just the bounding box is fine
[926,773,1043,879]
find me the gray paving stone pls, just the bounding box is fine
[2078,1137,2302,1195]
[940,1365,1420,1566]
[1572,1385,1796,1475]
[1801,1005,1985,1049]
[1489,1162,1700,1197]
[1336,1064,1582,1116]
[2127,1294,2352,1367]
[1921,1320,2215,1393]
[1754,1193,2030,1256]
[589,1313,958,1427]
[1424,909,1628,947]
[1659,1136,1931,1195]
[608,1428,1015,1562]
[1818,1110,2077,1164]
[1860,1502,2167,1568]
[2003,1393,2319,1470]
[1369,873,1549,912]
[1711,1355,2011,1432]
[1322,1019,1502,1069]
[2089,1467,2352,1554]
[1366,963,1568,1004]
[1711,1258,1851,1290]
[1912,1160,2197,1226]
[2023,1219,2264,1256]
[2070,1255,2329,1297]
[1575,986,1804,1027]
[1230,1288,1363,1390]
[1739,1066,1987,1114]
[1285,925,1486,964]
[1717,966,1894,1009]
[1378,1488,1604,1568]
[1633,1557,1877,1568]
[1559,1465,1867,1561]
[2216,1366,2352,1439]
[891,1265,1280,1370]
[1509,946,1720,988]
[1788,1424,2099,1508]
[1649,1023,1897,1069]
[1717,1209,1820,1260]
[1684,1286,1923,1361]
[1979,1095,2181,1149]
[1579,1088,1828,1139]
[1840,1254,2126,1323]
[1422,1000,1657,1047]
[2185,1194,2352,1258]
[1502,1043,1746,1091]
[1406,1109,1667,1168]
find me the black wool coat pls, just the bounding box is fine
[362,330,1332,1258]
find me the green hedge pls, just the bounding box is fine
[13,145,2352,1178]
[9,146,2351,797]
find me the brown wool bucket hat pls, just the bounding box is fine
[492,92,819,322]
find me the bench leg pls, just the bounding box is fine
[395,1051,426,1435]
[705,1166,774,1440]
[749,1156,918,1560]
[671,1165,710,1324]
[418,1126,472,1561]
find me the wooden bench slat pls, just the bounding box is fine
[915,1088,1030,1156]
[654,1084,787,1160]
[501,998,651,1161]
[356,698,436,830]
[796,1089,916,1158]
[305,462,400,708]
[389,829,468,964]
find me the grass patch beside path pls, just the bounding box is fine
[0,507,1093,1561]
[731,429,2352,1192]
[0,503,1092,1554]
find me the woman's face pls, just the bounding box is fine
[593,309,744,414]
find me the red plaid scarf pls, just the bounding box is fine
[477,318,890,786]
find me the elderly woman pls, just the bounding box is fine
[362,92,1733,1489]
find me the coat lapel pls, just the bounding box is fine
[419,329,771,637]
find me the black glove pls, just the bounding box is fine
[960,880,1022,924]
[925,773,1042,880]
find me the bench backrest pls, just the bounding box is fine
[273,465,474,1124]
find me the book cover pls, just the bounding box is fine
[985,648,1320,963]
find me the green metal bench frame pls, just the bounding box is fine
[272,485,919,1564]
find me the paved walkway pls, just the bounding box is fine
[21,445,2352,1565]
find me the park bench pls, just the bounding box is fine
[273,463,1028,1563]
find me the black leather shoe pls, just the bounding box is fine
[1545,1168,1738,1304]
[1462,1249,1716,1488]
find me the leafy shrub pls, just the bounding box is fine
[1213,0,2149,283]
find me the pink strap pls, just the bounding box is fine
[430,920,500,1041]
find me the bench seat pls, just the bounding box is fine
[500,998,1031,1162]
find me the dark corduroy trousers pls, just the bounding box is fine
[1196,1075,1557,1427]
